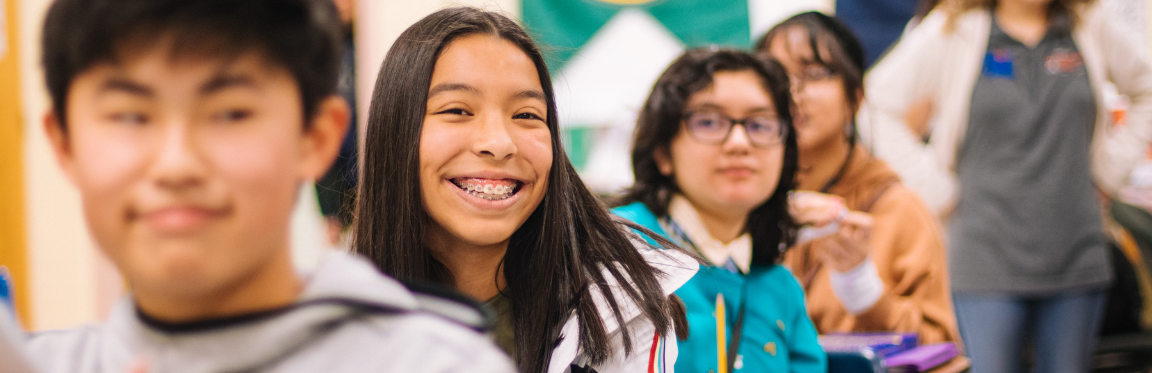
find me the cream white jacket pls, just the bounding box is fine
[548,239,698,373]
[859,4,1152,219]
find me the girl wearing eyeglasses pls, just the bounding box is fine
[613,49,826,373]
[756,12,960,348]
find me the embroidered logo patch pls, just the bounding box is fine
[1045,48,1083,74]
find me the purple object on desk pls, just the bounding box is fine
[819,333,918,358]
[884,343,958,373]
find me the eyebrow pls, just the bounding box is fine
[688,103,777,116]
[513,89,546,102]
[428,83,480,98]
[200,74,259,95]
[427,82,546,102]
[97,77,154,97]
[94,73,259,99]
[690,103,724,111]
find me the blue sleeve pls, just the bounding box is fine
[782,271,827,373]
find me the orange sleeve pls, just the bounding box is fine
[851,186,961,346]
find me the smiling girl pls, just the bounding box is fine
[353,7,697,373]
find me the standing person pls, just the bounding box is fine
[757,12,961,346]
[863,0,1152,371]
[25,0,514,372]
[352,7,698,373]
[613,48,827,373]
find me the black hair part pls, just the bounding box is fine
[353,7,684,371]
[42,0,344,129]
[757,11,867,192]
[616,48,799,265]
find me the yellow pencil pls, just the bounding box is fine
[717,293,727,373]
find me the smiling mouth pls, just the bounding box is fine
[450,178,524,201]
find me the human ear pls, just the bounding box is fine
[653,146,674,176]
[299,96,351,181]
[43,111,79,186]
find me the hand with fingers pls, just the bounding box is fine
[789,191,846,227]
[790,191,874,270]
[815,211,873,272]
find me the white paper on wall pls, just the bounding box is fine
[0,0,7,60]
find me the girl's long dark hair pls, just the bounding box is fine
[616,49,800,265]
[353,7,682,371]
[757,12,867,193]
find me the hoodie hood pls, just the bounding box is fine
[115,251,421,372]
[27,251,514,373]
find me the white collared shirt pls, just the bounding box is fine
[667,195,752,273]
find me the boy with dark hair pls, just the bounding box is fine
[18,0,514,371]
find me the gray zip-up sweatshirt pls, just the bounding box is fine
[18,252,515,373]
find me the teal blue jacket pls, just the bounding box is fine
[613,202,827,373]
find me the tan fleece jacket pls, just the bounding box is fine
[783,148,961,346]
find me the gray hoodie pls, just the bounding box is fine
[22,252,515,373]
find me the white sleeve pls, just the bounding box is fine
[828,259,886,314]
[860,11,960,217]
[1092,6,1152,196]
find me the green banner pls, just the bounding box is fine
[522,0,752,73]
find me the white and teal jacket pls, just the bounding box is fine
[614,202,827,373]
[549,232,699,373]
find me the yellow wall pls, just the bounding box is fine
[1,0,30,328]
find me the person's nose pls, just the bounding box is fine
[721,123,752,154]
[152,118,208,191]
[789,74,806,97]
[472,110,517,161]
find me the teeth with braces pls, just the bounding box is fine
[453,179,521,200]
